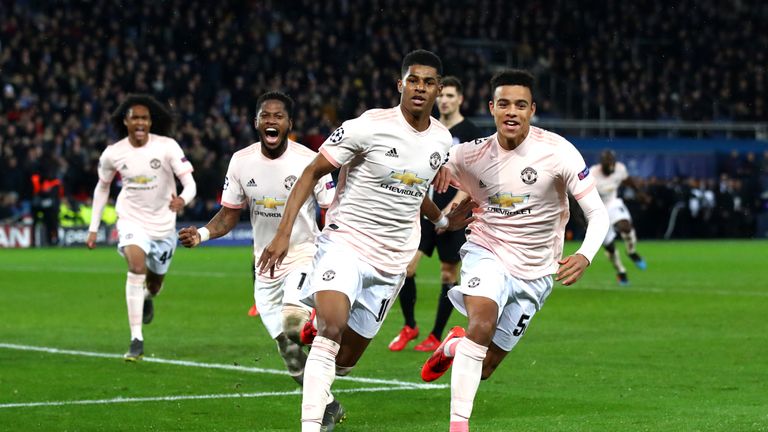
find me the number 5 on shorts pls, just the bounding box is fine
[513,314,531,337]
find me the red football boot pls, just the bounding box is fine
[248,304,259,316]
[421,326,465,382]
[388,325,419,351]
[413,333,441,352]
[300,309,318,345]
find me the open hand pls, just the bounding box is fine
[257,233,290,278]
[431,166,453,194]
[440,196,478,233]
[556,254,590,285]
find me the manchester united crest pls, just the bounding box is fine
[284,175,297,190]
[521,167,537,185]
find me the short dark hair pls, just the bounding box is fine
[441,76,463,94]
[110,94,174,138]
[490,69,536,101]
[401,49,443,77]
[256,91,294,118]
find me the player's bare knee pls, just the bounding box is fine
[317,321,346,343]
[616,220,631,233]
[127,263,147,275]
[466,321,495,346]
[282,305,310,343]
[440,262,459,284]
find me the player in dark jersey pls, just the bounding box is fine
[388,76,484,352]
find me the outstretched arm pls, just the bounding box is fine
[257,153,336,276]
[556,188,609,285]
[178,206,241,248]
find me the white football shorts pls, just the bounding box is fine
[301,235,405,339]
[603,198,632,245]
[448,242,554,352]
[117,219,177,275]
[254,263,313,339]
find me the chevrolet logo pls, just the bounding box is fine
[389,170,426,187]
[125,175,155,185]
[489,193,530,208]
[254,197,286,209]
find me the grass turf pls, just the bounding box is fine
[0,240,766,431]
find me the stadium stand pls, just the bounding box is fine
[0,0,766,238]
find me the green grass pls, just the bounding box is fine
[1,240,767,431]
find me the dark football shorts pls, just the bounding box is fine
[418,217,465,264]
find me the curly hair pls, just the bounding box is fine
[110,94,175,138]
[256,91,295,118]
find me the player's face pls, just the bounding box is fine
[124,105,152,146]
[600,153,616,174]
[437,86,462,116]
[489,85,535,147]
[398,65,441,118]
[255,100,292,153]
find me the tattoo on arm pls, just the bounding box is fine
[207,207,241,239]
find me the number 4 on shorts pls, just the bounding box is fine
[159,250,173,265]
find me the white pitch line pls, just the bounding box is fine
[0,343,447,390]
[0,385,425,409]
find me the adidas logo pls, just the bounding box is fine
[479,180,487,188]
[246,178,257,187]
[385,148,399,158]
[121,164,128,170]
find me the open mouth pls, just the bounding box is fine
[135,127,147,139]
[264,128,280,145]
[412,96,425,106]
[503,120,520,130]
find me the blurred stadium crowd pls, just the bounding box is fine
[0,0,766,241]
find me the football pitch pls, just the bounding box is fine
[1,240,766,431]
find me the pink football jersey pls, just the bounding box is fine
[97,134,194,239]
[319,106,453,273]
[221,140,335,281]
[446,127,596,279]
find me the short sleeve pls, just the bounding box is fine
[220,158,245,209]
[561,142,595,200]
[97,149,117,183]
[318,117,366,168]
[444,142,471,192]
[168,139,194,176]
[313,173,336,208]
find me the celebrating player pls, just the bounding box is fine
[389,76,483,352]
[178,91,345,428]
[420,70,609,432]
[591,150,648,285]
[87,94,197,361]
[257,50,469,432]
